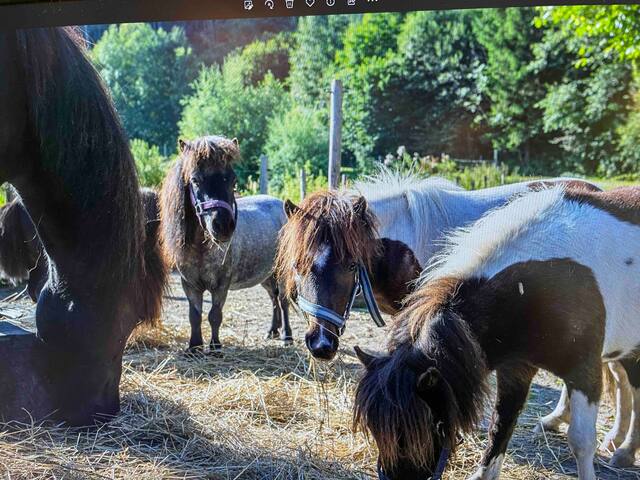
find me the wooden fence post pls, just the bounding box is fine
[300,168,307,201]
[259,155,268,195]
[328,79,343,190]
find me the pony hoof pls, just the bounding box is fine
[184,346,206,358]
[208,344,223,358]
[281,336,294,346]
[610,449,636,468]
[264,330,280,340]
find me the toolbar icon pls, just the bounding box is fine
[305,0,315,5]
[347,0,355,5]
[244,0,254,9]
[327,0,335,5]
[265,0,274,8]
[286,0,294,7]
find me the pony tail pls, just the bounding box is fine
[136,189,169,327]
[159,159,187,266]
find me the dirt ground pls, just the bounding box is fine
[0,273,639,479]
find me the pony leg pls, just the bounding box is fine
[600,362,632,454]
[208,302,225,352]
[534,384,571,434]
[469,365,536,480]
[610,358,640,467]
[261,277,282,340]
[568,388,599,480]
[278,290,293,345]
[182,278,204,354]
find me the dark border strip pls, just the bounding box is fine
[0,0,634,29]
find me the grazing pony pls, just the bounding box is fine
[276,172,600,361]
[159,136,289,353]
[354,185,640,480]
[0,199,45,300]
[0,27,167,425]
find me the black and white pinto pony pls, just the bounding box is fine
[159,136,290,354]
[354,185,640,480]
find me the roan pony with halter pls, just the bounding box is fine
[160,136,291,353]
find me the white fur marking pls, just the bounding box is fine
[518,282,524,295]
[568,391,597,480]
[467,454,504,480]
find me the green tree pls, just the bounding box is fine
[289,15,355,107]
[336,12,486,168]
[474,8,550,166]
[542,5,640,64]
[179,51,287,184]
[92,24,195,150]
[130,139,169,187]
[265,105,328,191]
[535,26,633,175]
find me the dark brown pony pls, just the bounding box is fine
[0,27,167,425]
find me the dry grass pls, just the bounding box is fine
[0,274,639,479]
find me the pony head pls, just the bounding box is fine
[354,278,488,479]
[275,191,380,360]
[174,136,240,244]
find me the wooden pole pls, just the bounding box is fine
[341,174,347,189]
[328,79,343,190]
[259,155,268,195]
[300,168,307,201]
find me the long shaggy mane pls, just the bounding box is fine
[275,190,380,298]
[354,277,490,471]
[180,136,240,181]
[17,27,166,325]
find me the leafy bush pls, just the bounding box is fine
[275,168,328,203]
[131,139,169,187]
[179,52,287,185]
[265,106,328,192]
[92,24,195,150]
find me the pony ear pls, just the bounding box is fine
[284,199,300,219]
[417,367,441,393]
[178,139,189,153]
[231,137,239,147]
[353,196,368,218]
[354,345,376,369]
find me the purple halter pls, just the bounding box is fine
[189,183,237,224]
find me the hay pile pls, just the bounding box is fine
[0,276,638,479]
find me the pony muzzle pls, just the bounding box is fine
[203,209,235,243]
[305,323,339,361]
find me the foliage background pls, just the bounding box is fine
[85,6,640,192]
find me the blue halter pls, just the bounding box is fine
[296,264,386,335]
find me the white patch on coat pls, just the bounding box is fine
[467,454,504,480]
[568,391,598,480]
[420,186,640,357]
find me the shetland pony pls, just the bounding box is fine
[354,186,640,480]
[0,27,167,425]
[276,173,599,361]
[160,136,290,353]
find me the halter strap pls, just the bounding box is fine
[376,446,450,480]
[189,183,237,219]
[296,264,385,335]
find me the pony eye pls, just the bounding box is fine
[349,262,358,271]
